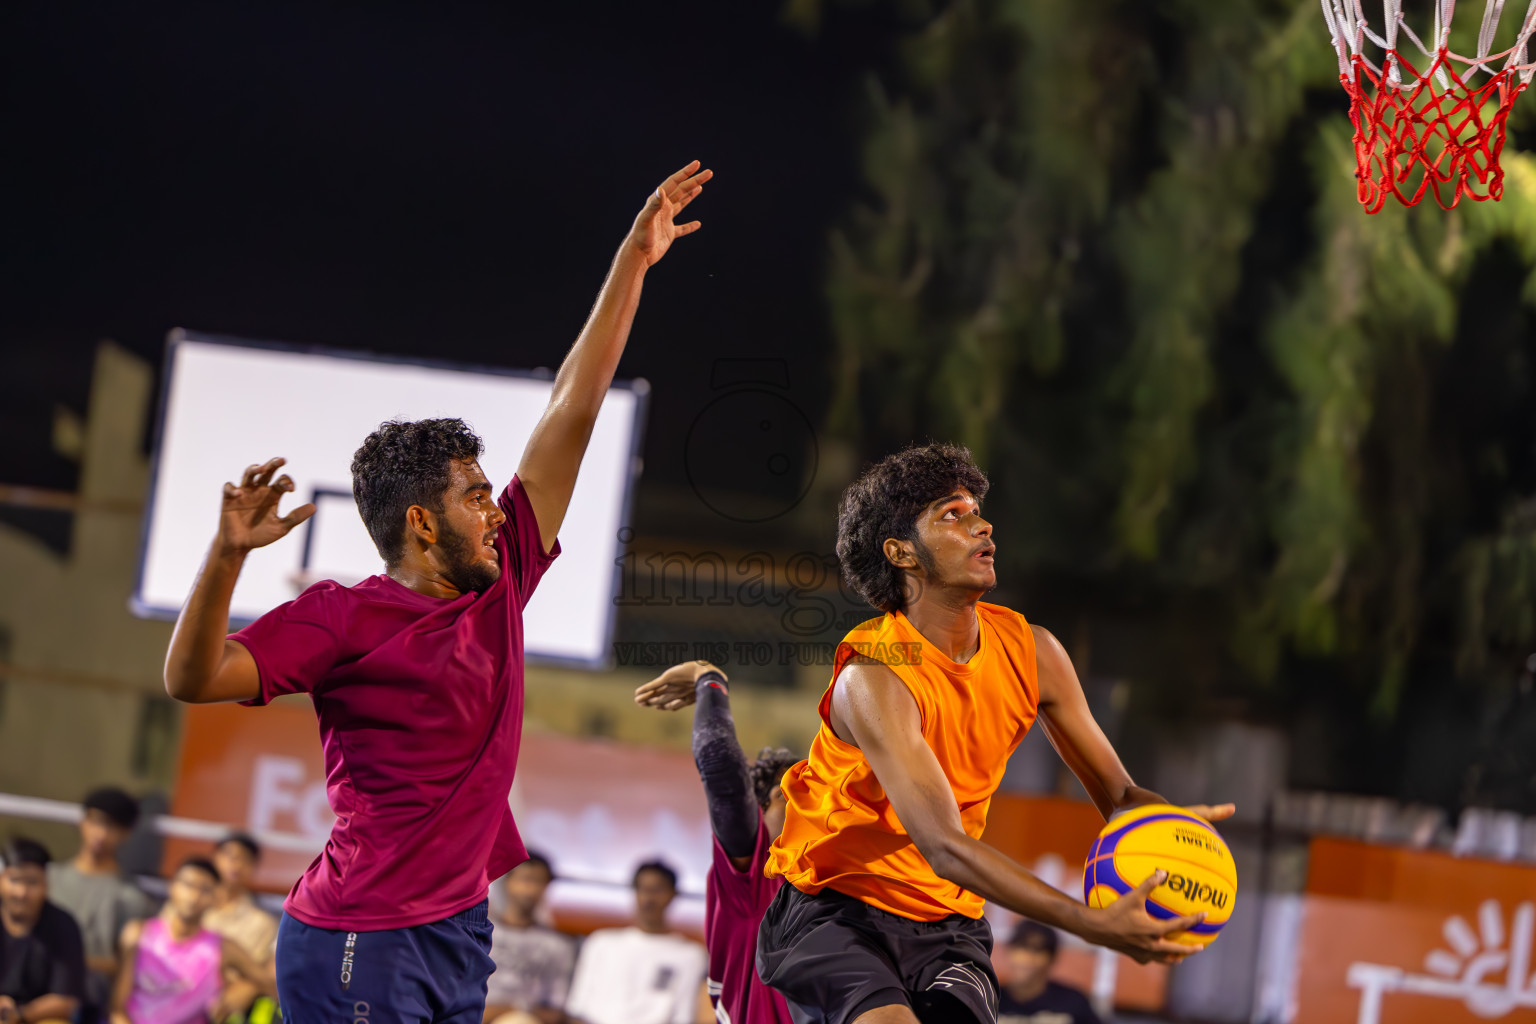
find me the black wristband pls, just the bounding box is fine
[696,669,728,694]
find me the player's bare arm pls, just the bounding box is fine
[164,457,315,704]
[208,936,277,1023]
[829,657,1200,965]
[109,920,142,1024]
[220,937,278,998]
[1032,624,1234,825]
[15,989,78,1024]
[517,160,711,554]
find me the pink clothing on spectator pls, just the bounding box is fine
[124,917,222,1024]
[232,476,559,930]
[705,818,792,1024]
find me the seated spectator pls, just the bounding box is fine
[203,833,278,1022]
[997,920,1101,1024]
[484,852,577,1024]
[565,861,706,1024]
[0,839,85,1024]
[110,858,274,1024]
[46,787,153,1016]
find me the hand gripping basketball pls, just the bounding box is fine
[1085,869,1204,965]
[1085,803,1236,955]
[216,457,316,556]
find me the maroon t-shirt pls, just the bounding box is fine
[705,817,792,1024]
[232,476,558,931]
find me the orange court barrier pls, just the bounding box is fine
[166,705,1165,1005]
[1296,836,1536,1023]
[165,699,710,931]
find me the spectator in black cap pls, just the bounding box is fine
[0,838,85,1024]
[46,788,153,1018]
[998,919,1101,1024]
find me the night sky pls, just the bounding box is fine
[3,2,890,545]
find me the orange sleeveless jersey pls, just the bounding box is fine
[765,602,1040,921]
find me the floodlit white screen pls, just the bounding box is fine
[135,336,643,665]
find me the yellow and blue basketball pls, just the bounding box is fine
[1082,803,1236,949]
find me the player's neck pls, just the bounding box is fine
[162,909,202,942]
[636,917,670,935]
[0,906,37,938]
[73,849,119,875]
[501,905,536,928]
[901,594,982,664]
[1007,976,1049,1003]
[386,557,466,600]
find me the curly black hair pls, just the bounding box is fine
[835,442,990,613]
[351,418,485,564]
[750,746,800,808]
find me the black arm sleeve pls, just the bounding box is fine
[691,671,761,860]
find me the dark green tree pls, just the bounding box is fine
[804,0,1536,808]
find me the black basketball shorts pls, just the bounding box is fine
[756,884,999,1024]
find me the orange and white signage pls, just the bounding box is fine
[1297,837,1536,1023]
[163,700,329,889]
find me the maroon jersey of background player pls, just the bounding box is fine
[636,662,798,1024]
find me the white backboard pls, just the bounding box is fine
[134,332,646,666]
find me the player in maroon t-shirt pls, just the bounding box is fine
[162,161,711,1024]
[635,660,799,1024]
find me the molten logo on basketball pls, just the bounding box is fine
[1164,870,1229,910]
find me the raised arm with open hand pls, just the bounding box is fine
[628,161,711,266]
[164,458,313,704]
[517,161,711,553]
[216,457,317,554]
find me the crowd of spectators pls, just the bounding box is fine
[0,788,284,1024]
[485,856,707,1024]
[0,789,1092,1024]
[0,788,712,1024]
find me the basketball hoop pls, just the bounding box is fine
[1322,0,1536,212]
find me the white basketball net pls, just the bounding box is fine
[1322,0,1536,88]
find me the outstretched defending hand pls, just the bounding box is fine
[625,160,712,267]
[217,457,316,556]
[634,660,726,711]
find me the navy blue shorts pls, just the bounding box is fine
[274,900,495,1024]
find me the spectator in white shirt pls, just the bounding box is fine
[564,861,706,1024]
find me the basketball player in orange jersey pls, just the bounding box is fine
[754,442,1235,1024]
